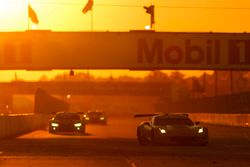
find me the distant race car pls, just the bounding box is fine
[84,110,107,124]
[136,113,208,146]
[49,112,86,134]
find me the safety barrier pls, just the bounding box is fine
[189,113,250,127]
[1,113,249,139]
[156,92,250,114]
[0,114,49,139]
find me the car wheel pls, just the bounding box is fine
[49,127,55,134]
[151,130,157,144]
[137,130,147,145]
[80,126,86,135]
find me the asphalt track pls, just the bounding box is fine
[0,117,250,167]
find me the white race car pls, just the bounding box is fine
[136,114,208,146]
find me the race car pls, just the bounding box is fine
[49,112,86,134]
[84,110,107,124]
[136,113,208,145]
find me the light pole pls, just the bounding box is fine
[143,5,155,30]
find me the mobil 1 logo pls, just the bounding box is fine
[228,40,250,65]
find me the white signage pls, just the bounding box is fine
[0,31,250,70]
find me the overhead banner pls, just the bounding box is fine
[0,31,250,70]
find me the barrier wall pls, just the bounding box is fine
[0,114,49,139]
[1,113,249,139]
[189,113,250,127]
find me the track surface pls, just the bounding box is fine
[1,117,250,167]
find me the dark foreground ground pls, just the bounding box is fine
[1,117,250,167]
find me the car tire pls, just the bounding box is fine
[151,129,157,144]
[80,126,86,135]
[49,127,55,134]
[137,129,147,145]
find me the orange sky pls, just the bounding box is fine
[2,0,250,32]
[0,0,249,81]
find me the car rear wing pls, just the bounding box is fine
[168,113,189,117]
[134,113,189,118]
[134,114,159,118]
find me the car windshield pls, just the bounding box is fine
[154,117,194,126]
[55,113,80,120]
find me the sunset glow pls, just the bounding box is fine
[1,0,250,32]
[0,0,249,81]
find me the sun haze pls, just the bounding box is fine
[0,0,249,81]
[1,0,250,32]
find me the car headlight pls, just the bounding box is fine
[85,117,90,120]
[100,117,105,120]
[159,128,166,134]
[74,123,82,127]
[51,123,59,127]
[198,128,204,133]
